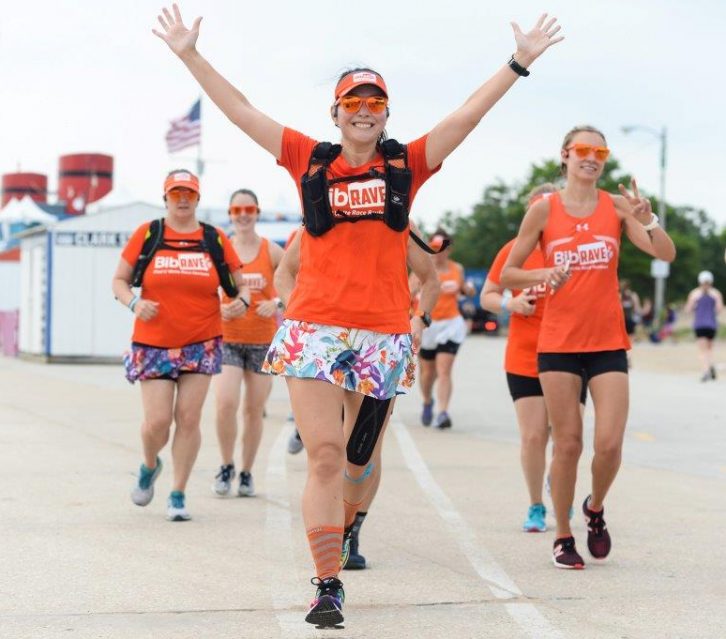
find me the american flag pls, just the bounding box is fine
[165,99,201,153]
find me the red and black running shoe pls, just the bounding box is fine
[582,495,612,559]
[552,536,585,569]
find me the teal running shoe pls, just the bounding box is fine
[131,457,162,506]
[523,503,547,532]
[166,490,191,522]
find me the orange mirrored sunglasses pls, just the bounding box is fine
[337,95,389,114]
[229,204,259,217]
[566,143,610,162]
[166,188,199,202]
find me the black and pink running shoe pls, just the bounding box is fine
[582,495,612,559]
[552,536,585,569]
[305,577,344,627]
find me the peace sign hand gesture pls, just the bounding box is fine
[618,178,653,225]
[511,13,564,67]
[152,3,202,58]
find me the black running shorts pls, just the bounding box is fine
[419,340,461,361]
[506,372,588,404]
[538,349,628,379]
[695,327,716,340]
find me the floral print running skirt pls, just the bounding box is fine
[262,320,415,400]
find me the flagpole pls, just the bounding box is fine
[196,95,204,178]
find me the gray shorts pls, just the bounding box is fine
[222,343,270,373]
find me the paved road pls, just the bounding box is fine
[1,337,723,638]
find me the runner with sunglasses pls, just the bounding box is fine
[112,170,249,521]
[501,126,676,568]
[482,184,586,533]
[154,4,563,625]
[213,189,285,498]
[410,228,476,430]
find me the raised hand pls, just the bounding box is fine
[152,3,202,57]
[618,178,653,224]
[511,14,564,66]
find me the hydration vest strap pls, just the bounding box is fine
[409,230,450,254]
[130,218,239,298]
[201,222,239,298]
[131,218,165,288]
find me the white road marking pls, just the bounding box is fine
[265,423,321,638]
[392,420,563,639]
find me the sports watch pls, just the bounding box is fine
[274,297,285,310]
[419,311,432,327]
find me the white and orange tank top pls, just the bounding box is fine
[537,191,630,353]
[222,237,278,345]
[431,260,464,321]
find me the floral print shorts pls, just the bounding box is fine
[123,337,223,383]
[262,320,415,400]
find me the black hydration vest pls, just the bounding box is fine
[130,218,239,298]
[299,139,448,253]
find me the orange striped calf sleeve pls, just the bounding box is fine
[306,526,344,580]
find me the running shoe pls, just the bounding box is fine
[552,536,585,569]
[131,457,162,506]
[522,503,547,532]
[305,577,344,627]
[287,429,304,455]
[710,366,717,380]
[238,471,255,497]
[582,495,612,559]
[212,463,235,496]
[435,411,452,429]
[166,490,191,521]
[343,526,366,570]
[421,401,434,427]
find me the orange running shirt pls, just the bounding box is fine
[431,260,464,321]
[488,239,547,377]
[222,238,278,345]
[277,127,440,334]
[121,221,242,348]
[537,191,630,353]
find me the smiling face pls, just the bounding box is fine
[332,84,388,148]
[229,191,259,233]
[561,130,608,183]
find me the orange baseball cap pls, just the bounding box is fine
[335,70,388,100]
[163,171,200,195]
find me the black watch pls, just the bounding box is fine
[508,54,530,77]
[419,311,432,328]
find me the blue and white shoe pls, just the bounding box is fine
[166,490,191,521]
[523,503,547,532]
[131,457,162,507]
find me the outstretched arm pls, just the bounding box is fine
[153,4,284,159]
[425,14,563,170]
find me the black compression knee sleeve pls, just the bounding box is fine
[346,396,391,466]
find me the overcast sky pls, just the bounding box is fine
[1,0,724,228]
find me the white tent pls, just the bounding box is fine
[0,195,58,225]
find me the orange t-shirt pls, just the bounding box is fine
[488,239,547,377]
[121,221,242,348]
[431,260,464,321]
[222,238,278,345]
[537,191,630,353]
[277,127,440,334]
